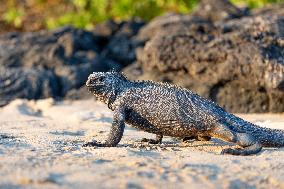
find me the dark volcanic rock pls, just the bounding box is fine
[0,66,59,106]
[65,86,93,100]
[93,20,121,38]
[124,1,284,113]
[0,26,101,68]
[0,21,145,105]
[99,19,145,66]
[0,26,104,105]
[191,0,248,21]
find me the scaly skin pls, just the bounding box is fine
[83,71,284,155]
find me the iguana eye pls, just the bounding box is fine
[97,77,104,82]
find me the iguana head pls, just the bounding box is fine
[86,71,128,104]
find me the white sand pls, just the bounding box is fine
[0,99,284,189]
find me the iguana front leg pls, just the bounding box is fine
[141,134,163,144]
[83,107,125,147]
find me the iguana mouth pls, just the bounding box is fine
[86,83,104,88]
[85,79,93,87]
[86,83,105,94]
[86,76,106,84]
[86,79,104,88]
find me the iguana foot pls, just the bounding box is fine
[141,138,161,144]
[197,135,211,141]
[182,136,196,142]
[141,134,163,144]
[220,142,262,155]
[183,135,211,142]
[83,141,107,147]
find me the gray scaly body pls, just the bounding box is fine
[84,71,284,155]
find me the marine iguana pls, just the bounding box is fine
[83,71,284,155]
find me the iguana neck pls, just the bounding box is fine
[107,90,118,110]
[106,82,133,110]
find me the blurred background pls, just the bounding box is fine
[1,2,284,188]
[0,0,282,32]
[0,0,283,113]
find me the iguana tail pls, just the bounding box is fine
[227,115,284,147]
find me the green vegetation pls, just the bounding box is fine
[46,0,199,29]
[231,0,282,8]
[0,0,282,32]
[2,8,25,28]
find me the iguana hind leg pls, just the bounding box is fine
[141,134,163,144]
[210,122,262,155]
[197,135,211,141]
[183,135,211,142]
